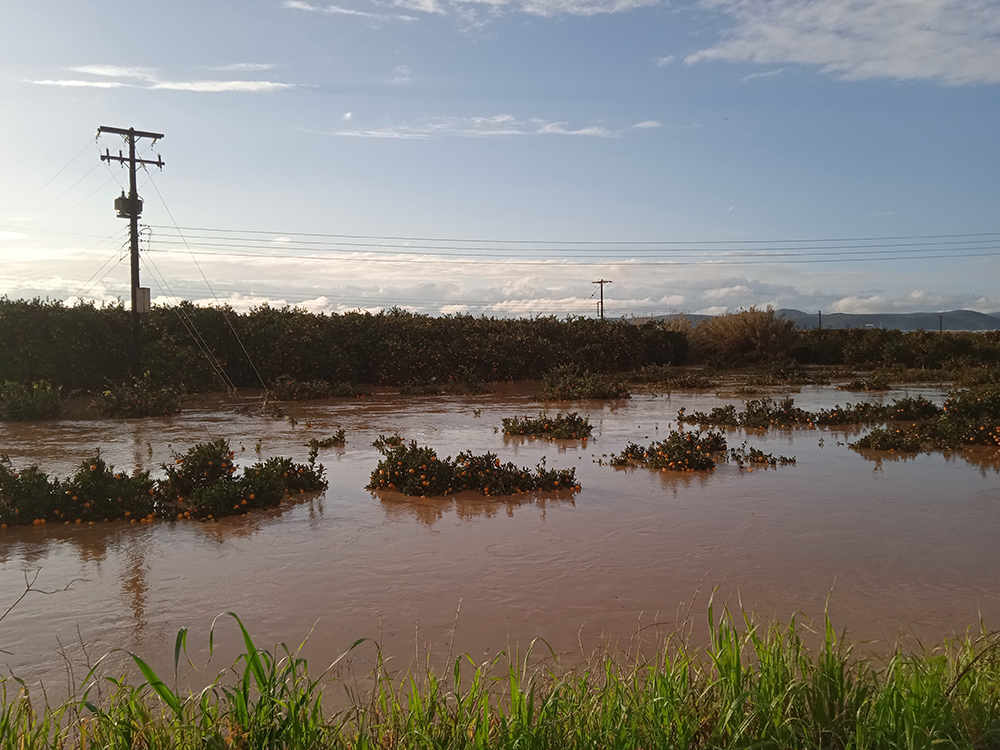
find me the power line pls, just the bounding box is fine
[145,246,1000,267]
[28,138,98,199]
[144,233,1000,257]
[148,224,1000,246]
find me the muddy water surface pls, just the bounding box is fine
[2,385,999,688]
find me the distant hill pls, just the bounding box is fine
[642,309,1000,332]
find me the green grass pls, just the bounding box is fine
[3,604,1000,749]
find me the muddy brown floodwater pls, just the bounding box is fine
[2,384,999,692]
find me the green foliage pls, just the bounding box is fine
[679,397,813,429]
[501,412,593,439]
[676,387,1000,454]
[0,380,61,421]
[0,459,60,527]
[629,364,718,389]
[308,429,347,449]
[0,439,326,526]
[727,441,797,468]
[271,376,370,400]
[159,439,238,503]
[366,436,579,496]
[851,427,922,452]
[838,374,891,391]
[0,299,687,391]
[8,606,1000,749]
[536,365,631,400]
[59,453,157,523]
[609,429,728,471]
[96,374,181,418]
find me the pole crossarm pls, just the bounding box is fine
[101,151,165,169]
[97,125,164,140]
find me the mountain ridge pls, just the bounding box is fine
[642,309,1000,332]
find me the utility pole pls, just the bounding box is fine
[97,126,165,377]
[592,279,612,321]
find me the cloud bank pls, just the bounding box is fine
[688,0,1000,85]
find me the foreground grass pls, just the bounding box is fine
[4,605,1000,749]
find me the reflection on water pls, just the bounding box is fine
[378,490,576,526]
[853,445,1000,474]
[2,383,1000,690]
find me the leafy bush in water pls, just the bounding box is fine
[307,429,347,449]
[536,365,630,401]
[610,430,728,471]
[610,430,794,471]
[679,397,812,429]
[0,459,60,527]
[0,439,328,526]
[270,376,370,400]
[502,412,593,439]
[59,454,156,523]
[160,439,238,503]
[366,436,579,496]
[0,380,61,421]
[97,374,180,418]
[162,440,326,519]
[629,365,718,390]
[0,453,154,526]
[930,384,1000,447]
[850,427,922,452]
[838,374,890,392]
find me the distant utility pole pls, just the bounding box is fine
[592,279,612,321]
[97,126,165,377]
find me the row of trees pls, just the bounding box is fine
[3,299,999,392]
[0,299,686,391]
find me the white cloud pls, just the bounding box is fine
[32,63,301,94]
[282,0,419,19]
[703,284,752,300]
[149,80,299,92]
[286,0,660,20]
[0,230,30,241]
[633,120,662,129]
[394,0,446,14]
[688,0,1000,85]
[740,67,787,81]
[209,63,278,72]
[392,65,413,83]
[536,121,616,137]
[28,79,129,88]
[518,0,658,16]
[334,114,621,138]
[68,64,158,81]
[655,55,676,66]
[343,112,353,120]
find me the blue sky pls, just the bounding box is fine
[1,0,998,318]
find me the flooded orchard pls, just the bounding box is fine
[2,384,999,688]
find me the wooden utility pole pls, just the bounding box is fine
[592,279,612,320]
[98,126,164,376]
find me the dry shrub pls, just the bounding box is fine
[691,306,798,364]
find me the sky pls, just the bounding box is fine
[1,0,998,319]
